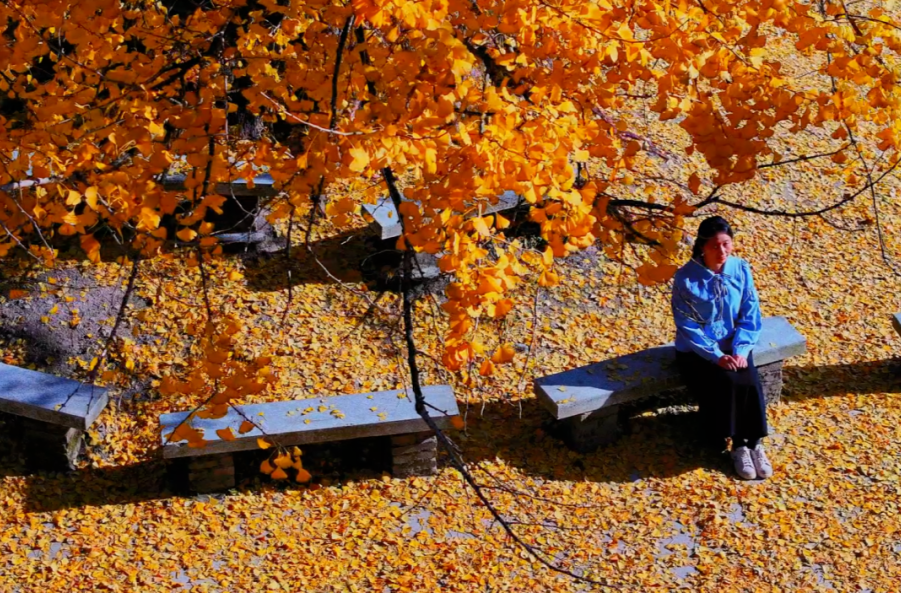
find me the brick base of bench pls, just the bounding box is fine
[758,360,783,405]
[391,431,438,478]
[178,432,440,493]
[187,454,236,493]
[562,408,622,453]
[19,418,84,471]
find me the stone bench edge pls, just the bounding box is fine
[160,386,459,459]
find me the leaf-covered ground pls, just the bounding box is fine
[3,176,901,591]
[4,39,901,593]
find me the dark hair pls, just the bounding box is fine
[691,216,734,260]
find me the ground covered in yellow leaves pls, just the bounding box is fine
[4,29,901,590]
[3,180,901,591]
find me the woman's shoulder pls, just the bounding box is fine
[727,256,753,272]
[675,258,706,281]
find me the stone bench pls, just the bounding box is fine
[0,362,109,470]
[363,190,522,241]
[892,313,901,337]
[533,316,807,452]
[160,385,460,493]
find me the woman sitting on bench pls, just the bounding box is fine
[671,216,773,480]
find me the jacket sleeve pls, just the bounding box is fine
[671,277,725,363]
[732,261,762,358]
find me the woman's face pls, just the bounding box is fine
[703,232,733,269]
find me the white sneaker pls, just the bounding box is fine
[731,446,756,480]
[750,444,773,479]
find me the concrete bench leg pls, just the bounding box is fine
[563,407,622,453]
[391,431,437,478]
[758,360,784,405]
[187,454,236,493]
[19,418,83,471]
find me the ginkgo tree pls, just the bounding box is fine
[1,0,900,581]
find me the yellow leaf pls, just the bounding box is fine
[49,304,59,315]
[66,190,81,206]
[491,344,516,365]
[176,228,197,242]
[84,186,99,209]
[228,270,244,281]
[257,437,272,449]
[471,216,491,237]
[348,147,370,172]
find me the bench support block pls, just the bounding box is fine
[19,418,83,471]
[391,431,438,478]
[758,360,784,406]
[187,454,236,493]
[563,407,622,453]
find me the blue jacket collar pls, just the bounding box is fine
[688,256,736,277]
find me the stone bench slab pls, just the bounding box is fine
[0,362,109,430]
[892,313,901,336]
[161,172,277,197]
[160,385,459,459]
[534,316,806,420]
[363,191,521,240]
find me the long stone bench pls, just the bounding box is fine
[533,316,807,452]
[160,385,460,492]
[0,362,109,470]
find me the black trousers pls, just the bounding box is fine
[675,349,768,443]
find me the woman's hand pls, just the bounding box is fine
[717,355,737,371]
[731,354,749,369]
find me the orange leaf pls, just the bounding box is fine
[216,427,236,441]
[257,437,272,449]
[270,467,288,480]
[450,415,465,430]
[238,420,255,434]
[295,468,312,483]
[491,344,516,365]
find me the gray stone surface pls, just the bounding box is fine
[892,313,901,336]
[0,362,108,430]
[363,190,521,240]
[160,385,459,459]
[534,316,806,420]
[161,172,277,196]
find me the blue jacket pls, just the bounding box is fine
[671,256,762,363]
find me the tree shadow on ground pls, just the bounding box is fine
[455,357,901,485]
[782,358,901,401]
[5,433,395,513]
[456,395,735,486]
[8,358,901,511]
[241,228,371,290]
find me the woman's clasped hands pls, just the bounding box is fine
[717,354,748,371]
